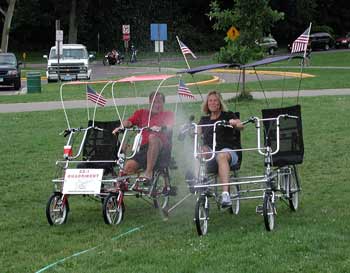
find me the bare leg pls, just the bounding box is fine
[144,134,163,178]
[216,152,231,192]
[124,159,140,175]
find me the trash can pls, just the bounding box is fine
[27,72,41,93]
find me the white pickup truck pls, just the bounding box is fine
[43,44,92,82]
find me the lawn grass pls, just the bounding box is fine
[1,95,350,273]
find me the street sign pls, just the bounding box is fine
[155,41,164,52]
[123,34,130,41]
[150,24,167,41]
[227,26,240,41]
[55,41,63,55]
[56,30,63,42]
[122,25,130,34]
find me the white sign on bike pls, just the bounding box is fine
[63,169,103,194]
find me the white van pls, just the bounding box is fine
[44,44,92,82]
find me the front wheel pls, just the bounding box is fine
[152,172,170,210]
[195,196,209,236]
[46,192,69,225]
[102,192,125,225]
[229,185,240,215]
[263,192,275,231]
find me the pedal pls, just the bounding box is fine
[256,205,263,214]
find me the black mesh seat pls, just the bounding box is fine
[78,120,121,174]
[262,105,304,167]
[206,112,242,174]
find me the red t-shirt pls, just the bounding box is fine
[127,109,174,146]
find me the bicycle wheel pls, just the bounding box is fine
[102,192,125,225]
[152,172,170,210]
[289,165,301,211]
[195,196,209,236]
[46,192,69,226]
[263,192,275,231]
[229,185,240,215]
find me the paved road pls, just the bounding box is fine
[1,88,350,113]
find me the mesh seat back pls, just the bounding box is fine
[82,120,121,162]
[262,105,304,167]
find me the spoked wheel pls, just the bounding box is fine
[288,165,301,211]
[229,185,240,215]
[195,196,209,236]
[102,192,125,225]
[263,192,275,231]
[46,192,69,225]
[151,172,170,210]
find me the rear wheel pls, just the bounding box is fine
[263,192,275,231]
[103,192,125,225]
[152,172,170,210]
[288,165,301,211]
[195,196,209,236]
[46,192,69,225]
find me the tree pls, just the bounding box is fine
[68,0,77,43]
[0,0,16,52]
[208,0,283,64]
[208,0,283,98]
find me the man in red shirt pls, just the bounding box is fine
[112,92,174,181]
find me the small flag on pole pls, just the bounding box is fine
[291,25,311,54]
[86,85,107,107]
[178,40,197,59]
[178,80,195,99]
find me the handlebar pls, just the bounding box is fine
[60,126,104,137]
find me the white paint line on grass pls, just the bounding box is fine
[35,225,143,273]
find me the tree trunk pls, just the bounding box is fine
[1,0,16,52]
[68,0,78,43]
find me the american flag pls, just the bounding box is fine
[291,26,311,54]
[178,40,197,59]
[86,85,107,107]
[178,80,195,99]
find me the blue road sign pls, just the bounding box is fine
[151,24,167,41]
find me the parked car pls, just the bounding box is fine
[309,32,335,51]
[335,32,350,49]
[257,37,278,55]
[0,53,22,90]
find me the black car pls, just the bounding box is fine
[0,53,22,90]
[309,32,335,51]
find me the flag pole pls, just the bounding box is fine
[303,22,312,59]
[176,36,191,69]
[86,84,90,121]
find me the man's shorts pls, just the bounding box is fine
[207,148,239,173]
[131,144,171,170]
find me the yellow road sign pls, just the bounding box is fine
[227,26,240,41]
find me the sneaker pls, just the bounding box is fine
[221,192,232,207]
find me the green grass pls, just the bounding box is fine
[1,95,350,273]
